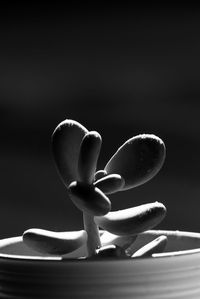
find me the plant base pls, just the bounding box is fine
[0,230,200,298]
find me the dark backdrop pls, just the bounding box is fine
[0,6,200,238]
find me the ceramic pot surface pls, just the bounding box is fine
[0,230,200,298]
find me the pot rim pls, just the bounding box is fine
[1,229,200,262]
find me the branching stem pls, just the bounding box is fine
[83,212,101,257]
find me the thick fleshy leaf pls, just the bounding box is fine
[78,131,102,184]
[105,134,166,190]
[23,229,87,255]
[95,202,166,236]
[94,244,128,259]
[101,231,137,249]
[68,181,111,216]
[94,174,125,194]
[132,235,167,258]
[94,170,107,181]
[52,119,88,187]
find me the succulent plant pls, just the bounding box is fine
[23,119,167,259]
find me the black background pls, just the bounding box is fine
[1,5,200,238]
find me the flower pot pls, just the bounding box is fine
[0,230,200,298]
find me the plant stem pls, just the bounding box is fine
[83,212,101,257]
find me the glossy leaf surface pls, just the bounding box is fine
[132,235,167,258]
[105,134,166,190]
[95,202,166,236]
[52,119,88,187]
[94,170,107,181]
[68,181,111,216]
[94,174,125,194]
[78,131,102,184]
[101,231,137,249]
[23,229,87,255]
[95,244,128,259]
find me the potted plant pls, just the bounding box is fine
[0,119,200,298]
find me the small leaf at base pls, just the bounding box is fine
[132,235,167,258]
[101,231,137,249]
[23,229,87,255]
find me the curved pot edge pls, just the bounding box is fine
[0,229,200,262]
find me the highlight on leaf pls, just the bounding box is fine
[101,231,137,250]
[94,170,108,181]
[132,235,168,258]
[78,131,102,184]
[52,119,88,187]
[95,202,166,236]
[95,244,128,259]
[105,134,166,190]
[23,229,87,255]
[68,181,111,216]
[94,174,125,194]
